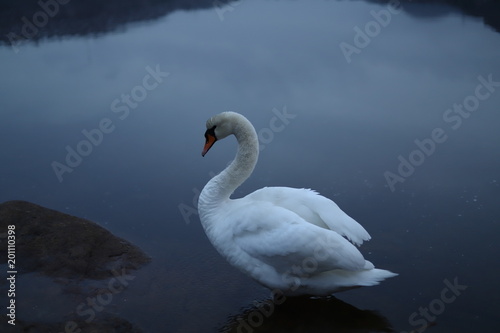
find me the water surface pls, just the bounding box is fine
[1,0,499,332]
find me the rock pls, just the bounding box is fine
[0,200,150,279]
[0,200,151,332]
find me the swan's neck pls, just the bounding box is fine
[199,118,259,210]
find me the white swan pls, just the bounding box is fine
[198,112,397,296]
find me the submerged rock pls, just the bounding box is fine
[0,200,150,332]
[0,200,150,280]
[0,315,144,333]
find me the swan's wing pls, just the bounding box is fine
[245,187,371,246]
[231,201,369,274]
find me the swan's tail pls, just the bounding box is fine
[300,266,398,295]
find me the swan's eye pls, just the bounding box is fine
[205,126,217,140]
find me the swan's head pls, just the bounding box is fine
[202,112,244,156]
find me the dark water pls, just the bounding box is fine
[1,0,499,332]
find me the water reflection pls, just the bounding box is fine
[221,296,393,333]
[0,0,236,48]
[0,0,498,51]
[368,0,500,32]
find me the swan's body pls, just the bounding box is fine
[198,112,397,296]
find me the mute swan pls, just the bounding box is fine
[198,112,397,296]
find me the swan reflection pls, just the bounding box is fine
[221,295,393,333]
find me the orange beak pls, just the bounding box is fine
[202,132,217,157]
